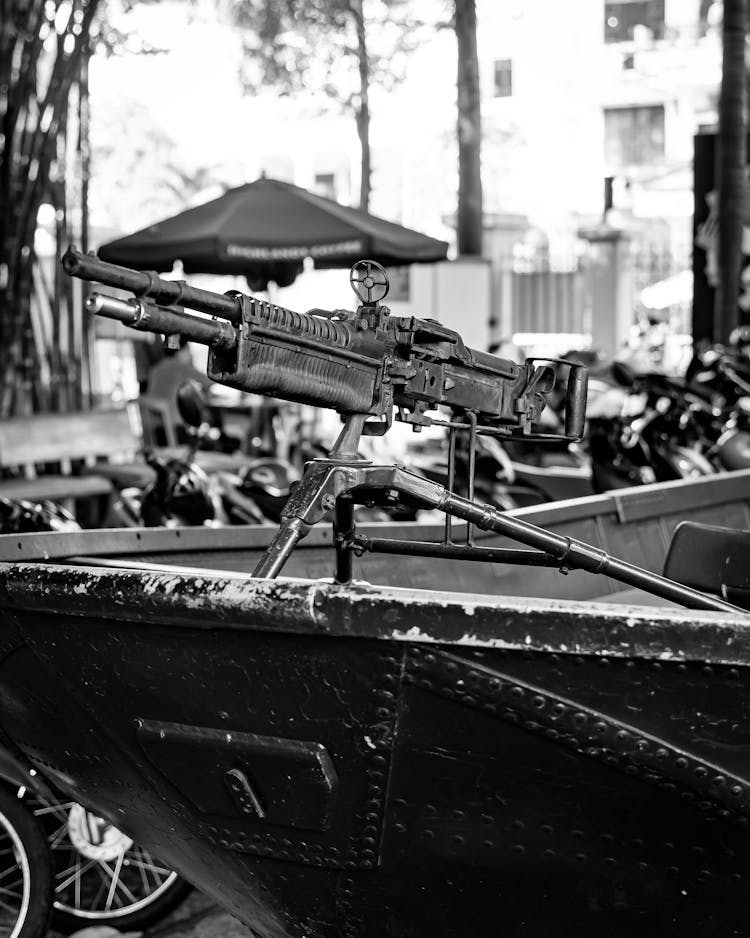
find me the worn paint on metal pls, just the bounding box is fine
[0,561,749,666]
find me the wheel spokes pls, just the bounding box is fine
[104,854,125,912]
[55,856,98,893]
[48,817,71,850]
[124,853,171,880]
[33,802,75,819]
[41,799,181,919]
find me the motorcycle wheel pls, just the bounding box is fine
[0,784,51,938]
[32,797,191,932]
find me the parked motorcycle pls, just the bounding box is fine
[409,425,593,510]
[113,381,260,527]
[686,337,750,412]
[175,381,404,524]
[0,497,79,533]
[410,433,537,510]
[0,775,50,938]
[684,341,750,467]
[171,380,296,525]
[0,497,190,932]
[0,741,191,934]
[225,458,297,524]
[587,361,724,492]
[34,791,191,932]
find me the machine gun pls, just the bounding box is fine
[63,247,586,441]
[63,246,740,613]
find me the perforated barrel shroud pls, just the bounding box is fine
[208,295,387,416]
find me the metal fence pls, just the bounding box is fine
[511,269,585,335]
[491,240,689,347]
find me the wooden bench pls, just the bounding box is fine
[0,408,143,509]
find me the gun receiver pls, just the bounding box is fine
[65,246,587,442]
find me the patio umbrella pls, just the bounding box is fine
[98,176,449,291]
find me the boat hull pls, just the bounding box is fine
[0,561,749,936]
[0,471,749,935]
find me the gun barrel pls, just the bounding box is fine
[64,245,242,325]
[87,293,238,350]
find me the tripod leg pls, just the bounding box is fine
[252,517,309,578]
[251,460,351,579]
[393,471,742,614]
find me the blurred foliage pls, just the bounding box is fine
[230,0,448,208]
[88,94,227,232]
[0,0,211,413]
[232,0,445,97]
[0,0,103,414]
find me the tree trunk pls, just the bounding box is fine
[79,42,94,404]
[0,0,99,415]
[715,0,747,343]
[455,0,483,256]
[350,0,371,211]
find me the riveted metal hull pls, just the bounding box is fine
[0,472,748,936]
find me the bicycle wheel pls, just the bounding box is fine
[0,784,51,938]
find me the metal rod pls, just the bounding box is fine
[444,427,457,545]
[466,412,477,546]
[334,498,356,583]
[252,518,309,578]
[63,245,242,324]
[87,293,237,349]
[351,535,560,567]
[248,459,745,613]
[79,43,93,405]
[330,414,368,459]
[433,487,743,614]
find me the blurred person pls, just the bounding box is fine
[145,337,212,444]
[134,335,164,394]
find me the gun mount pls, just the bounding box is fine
[63,246,741,613]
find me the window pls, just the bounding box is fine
[314,173,337,200]
[604,105,665,168]
[493,59,512,98]
[605,0,665,43]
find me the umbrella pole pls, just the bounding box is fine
[266,280,279,304]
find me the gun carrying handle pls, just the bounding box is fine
[564,364,588,439]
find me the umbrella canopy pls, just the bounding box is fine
[98,177,449,291]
